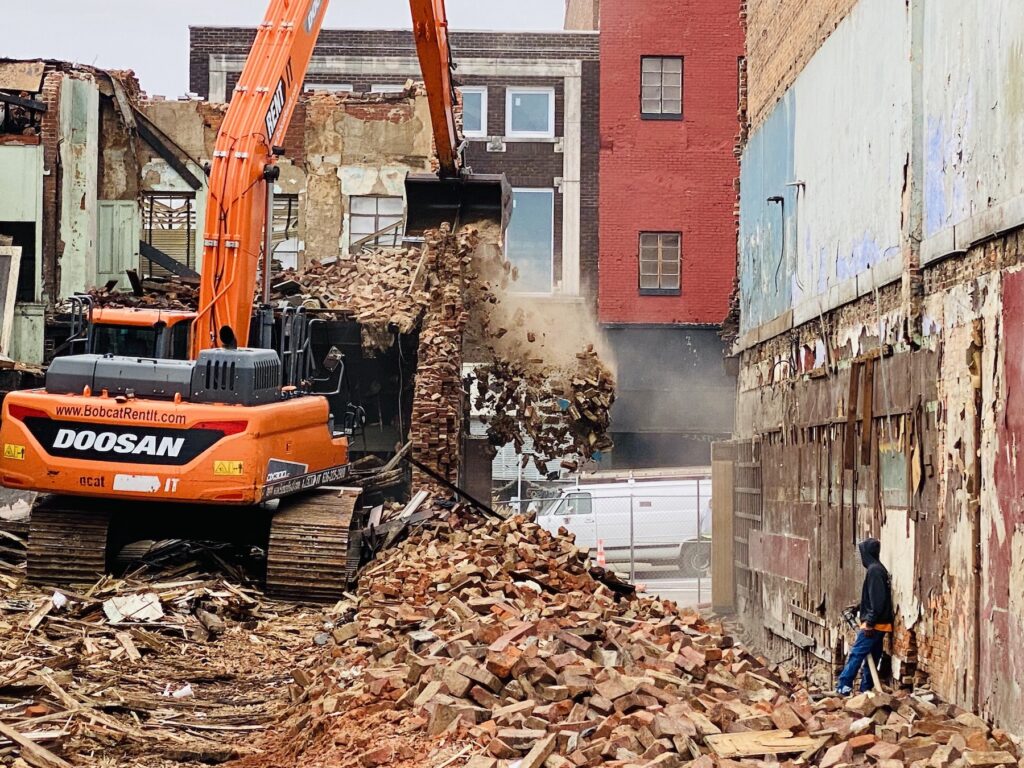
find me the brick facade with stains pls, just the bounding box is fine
[730,0,1024,733]
[594,0,742,467]
[189,27,600,302]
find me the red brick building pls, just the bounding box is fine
[582,0,743,466]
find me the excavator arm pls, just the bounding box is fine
[405,0,511,236]
[192,0,507,353]
[191,0,329,357]
[408,0,460,178]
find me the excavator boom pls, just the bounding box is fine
[191,0,329,356]
[404,0,511,236]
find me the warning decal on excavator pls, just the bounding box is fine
[262,463,349,501]
[3,443,25,460]
[214,461,244,476]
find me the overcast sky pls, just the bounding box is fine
[6,1,567,98]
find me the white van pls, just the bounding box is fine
[535,476,712,576]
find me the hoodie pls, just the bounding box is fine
[858,538,893,629]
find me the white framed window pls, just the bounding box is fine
[639,232,681,292]
[506,188,555,293]
[459,86,488,137]
[304,83,353,93]
[350,196,405,249]
[506,87,555,138]
[370,84,405,93]
[641,57,683,118]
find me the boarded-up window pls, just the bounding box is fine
[879,427,909,509]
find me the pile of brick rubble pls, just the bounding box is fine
[228,508,1022,768]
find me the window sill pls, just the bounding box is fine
[639,288,681,296]
[467,136,561,144]
[640,113,683,121]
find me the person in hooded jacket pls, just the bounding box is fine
[836,537,893,695]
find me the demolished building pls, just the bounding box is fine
[717,0,1024,734]
[0,59,207,368]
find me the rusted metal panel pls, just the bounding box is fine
[749,530,809,584]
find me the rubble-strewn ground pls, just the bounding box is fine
[3,503,1020,768]
[0,532,332,767]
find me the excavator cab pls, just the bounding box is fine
[404,172,512,237]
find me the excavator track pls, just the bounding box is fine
[265,487,362,603]
[27,496,112,587]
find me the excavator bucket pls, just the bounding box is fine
[404,172,512,237]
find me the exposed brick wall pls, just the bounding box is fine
[39,71,64,305]
[597,0,743,326]
[189,27,600,302]
[745,0,858,131]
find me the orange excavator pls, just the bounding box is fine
[0,0,508,601]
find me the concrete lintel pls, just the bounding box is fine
[208,54,582,100]
[736,308,793,351]
[922,192,1024,266]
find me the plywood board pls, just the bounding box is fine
[0,60,46,93]
[705,729,824,758]
[0,246,22,355]
[711,447,735,612]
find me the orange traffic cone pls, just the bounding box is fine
[596,539,606,567]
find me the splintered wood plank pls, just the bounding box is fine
[704,729,824,758]
[0,721,74,768]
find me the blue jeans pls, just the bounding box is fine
[838,629,884,691]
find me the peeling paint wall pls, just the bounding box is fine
[732,228,1024,734]
[302,92,432,264]
[735,0,1024,732]
[738,0,910,342]
[923,1,1024,247]
[57,74,100,297]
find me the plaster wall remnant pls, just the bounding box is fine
[301,89,431,265]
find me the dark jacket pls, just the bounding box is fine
[859,538,893,628]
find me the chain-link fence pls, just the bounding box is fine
[522,485,712,606]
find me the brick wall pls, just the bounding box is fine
[39,70,64,304]
[745,0,858,131]
[190,27,600,301]
[189,28,600,99]
[597,0,743,326]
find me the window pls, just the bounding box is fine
[639,232,681,293]
[141,193,196,274]
[304,83,353,93]
[565,492,593,516]
[506,189,554,293]
[641,56,683,118]
[91,325,158,358]
[506,87,555,138]
[349,196,405,249]
[272,194,301,270]
[459,86,488,137]
[370,84,405,93]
